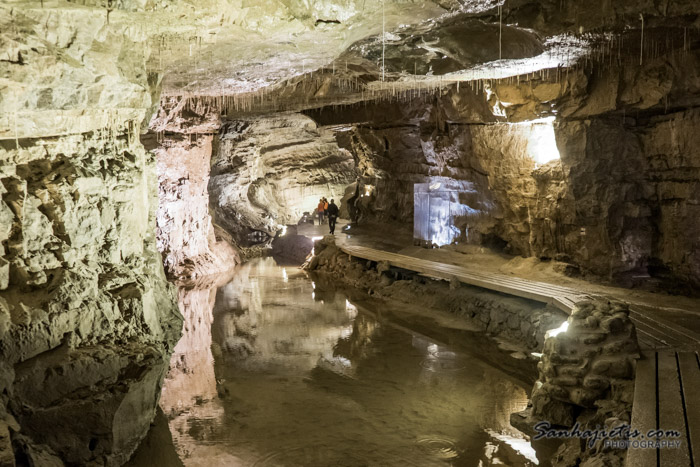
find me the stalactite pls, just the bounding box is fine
[639,14,644,65]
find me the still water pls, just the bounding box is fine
[152,257,545,466]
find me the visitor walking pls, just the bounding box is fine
[317,198,326,225]
[327,199,339,234]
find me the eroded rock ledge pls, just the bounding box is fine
[209,114,357,244]
[0,131,182,465]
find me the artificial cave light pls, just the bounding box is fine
[524,116,560,165]
[414,179,478,247]
[345,299,358,319]
[545,321,569,339]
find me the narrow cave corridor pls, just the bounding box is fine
[2,1,700,466]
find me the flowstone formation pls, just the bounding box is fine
[527,300,640,467]
[148,98,239,280]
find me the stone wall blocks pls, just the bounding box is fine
[582,375,610,391]
[579,332,607,345]
[591,357,632,379]
[557,363,589,379]
[568,388,602,408]
[541,382,571,401]
[551,375,580,387]
[549,353,583,365]
[585,315,599,328]
[572,300,596,317]
[532,387,575,427]
[599,316,625,334]
[507,314,521,330]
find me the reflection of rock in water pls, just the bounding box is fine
[333,312,380,363]
[212,258,353,373]
[152,258,541,466]
[158,280,228,465]
[161,286,218,414]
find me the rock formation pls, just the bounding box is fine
[0,5,181,464]
[2,0,700,464]
[209,114,356,244]
[0,131,182,464]
[527,299,640,467]
[306,52,700,289]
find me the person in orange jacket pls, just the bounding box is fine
[317,199,326,225]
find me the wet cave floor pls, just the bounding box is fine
[131,257,558,466]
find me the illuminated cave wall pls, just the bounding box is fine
[208,114,357,244]
[314,54,700,288]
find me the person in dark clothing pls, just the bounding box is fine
[327,199,339,234]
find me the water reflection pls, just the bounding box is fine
[155,258,542,466]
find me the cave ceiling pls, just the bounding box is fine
[2,0,700,139]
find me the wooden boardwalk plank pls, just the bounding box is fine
[634,322,673,350]
[627,352,658,467]
[632,319,684,349]
[658,351,691,466]
[349,246,582,294]
[341,245,576,309]
[678,352,700,466]
[344,246,597,303]
[339,245,700,350]
[629,309,700,348]
[636,328,661,350]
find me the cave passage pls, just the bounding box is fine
[132,258,548,467]
[3,0,700,466]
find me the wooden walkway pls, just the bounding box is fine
[339,245,700,351]
[627,350,700,467]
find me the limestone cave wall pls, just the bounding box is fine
[310,50,700,289]
[147,98,239,280]
[0,5,182,464]
[0,132,182,465]
[209,113,357,243]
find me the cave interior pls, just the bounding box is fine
[1,0,700,466]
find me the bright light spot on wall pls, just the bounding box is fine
[311,235,324,255]
[279,225,288,236]
[427,343,439,355]
[525,116,560,165]
[341,326,353,339]
[545,320,569,339]
[414,179,482,247]
[282,268,288,283]
[486,430,539,465]
[345,299,358,319]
